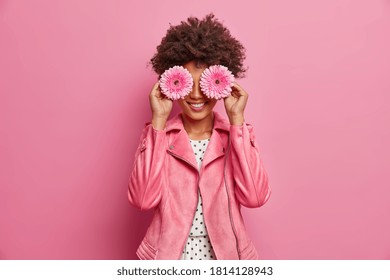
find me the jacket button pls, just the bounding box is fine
[169,145,174,150]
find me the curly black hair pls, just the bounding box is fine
[150,13,247,78]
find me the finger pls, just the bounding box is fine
[151,81,160,92]
[223,94,233,103]
[231,82,243,92]
[230,88,244,100]
[151,82,163,98]
[231,82,248,97]
[150,82,159,92]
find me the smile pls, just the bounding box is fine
[187,102,208,111]
[190,102,205,107]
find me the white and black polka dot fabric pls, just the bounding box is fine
[181,138,216,260]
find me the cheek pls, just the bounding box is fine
[209,100,218,109]
[177,100,187,110]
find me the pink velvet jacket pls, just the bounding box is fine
[128,111,271,260]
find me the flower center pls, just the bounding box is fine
[174,80,179,86]
[215,79,220,84]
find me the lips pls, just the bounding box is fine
[190,102,205,108]
[187,101,208,111]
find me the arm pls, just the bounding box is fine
[128,82,172,210]
[128,123,167,211]
[229,123,271,208]
[224,82,271,208]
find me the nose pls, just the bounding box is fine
[189,81,204,99]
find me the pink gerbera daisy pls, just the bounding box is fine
[200,65,235,99]
[159,66,193,100]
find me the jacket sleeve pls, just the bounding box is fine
[128,123,167,211]
[229,123,271,208]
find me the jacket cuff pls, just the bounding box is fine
[229,122,257,148]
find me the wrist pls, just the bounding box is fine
[152,116,168,130]
[229,114,244,126]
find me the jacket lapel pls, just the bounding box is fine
[201,129,226,168]
[165,111,229,171]
[167,129,198,170]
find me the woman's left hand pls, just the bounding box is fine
[223,82,248,125]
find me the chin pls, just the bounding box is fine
[185,111,212,121]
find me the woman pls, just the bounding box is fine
[128,14,271,260]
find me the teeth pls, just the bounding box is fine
[190,103,205,108]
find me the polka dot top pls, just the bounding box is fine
[181,138,216,260]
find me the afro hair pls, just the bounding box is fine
[150,13,247,78]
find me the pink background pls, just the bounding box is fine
[1,0,390,259]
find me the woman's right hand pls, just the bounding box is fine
[149,82,173,130]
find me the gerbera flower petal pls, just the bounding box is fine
[159,66,193,100]
[200,65,235,99]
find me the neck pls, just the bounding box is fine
[181,112,214,140]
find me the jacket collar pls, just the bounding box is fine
[165,111,229,171]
